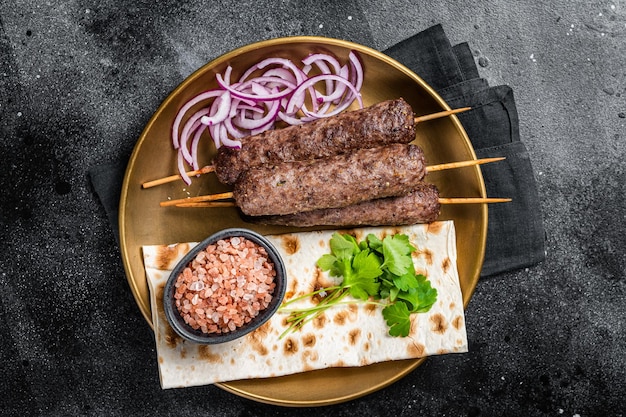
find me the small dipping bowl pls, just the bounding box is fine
[163,228,286,344]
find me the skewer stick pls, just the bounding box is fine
[159,156,504,206]
[142,107,473,189]
[142,165,215,189]
[173,197,511,208]
[414,107,471,123]
[160,191,234,207]
[175,201,237,208]
[438,197,511,204]
[426,157,505,172]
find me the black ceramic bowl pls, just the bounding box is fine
[163,228,286,344]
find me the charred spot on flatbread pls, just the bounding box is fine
[442,257,451,273]
[310,269,325,301]
[156,243,190,270]
[287,276,299,298]
[364,303,377,315]
[407,342,425,357]
[251,341,269,356]
[164,325,182,349]
[198,345,223,363]
[312,313,327,329]
[430,313,448,334]
[333,359,346,368]
[452,315,463,331]
[247,321,272,351]
[422,249,434,265]
[302,333,316,348]
[283,337,299,355]
[333,311,347,325]
[303,349,319,362]
[427,221,444,234]
[413,247,434,265]
[281,235,300,255]
[156,284,167,320]
[348,328,361,345]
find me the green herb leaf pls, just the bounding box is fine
[329,233,359,259]
[343,250,382,300]
[366,233,383,253]
[382,302,412,337]
[396,275,438,313]
[381,234,416,276]
[316,254,337,271]
[392,270,417,291]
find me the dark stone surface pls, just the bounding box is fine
[1,1,625,416]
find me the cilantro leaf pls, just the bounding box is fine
[396,276,438,312]
[330,233,359,259]
[392,270,419,292]
[366,234,383,253]
[316,254,337,271]
[343,250,382,300]
[381,234,416,276]
[382,302,412,337]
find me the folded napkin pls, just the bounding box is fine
[89,24,545,277]
[384,24,544,276]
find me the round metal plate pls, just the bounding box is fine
[119,36,487,406]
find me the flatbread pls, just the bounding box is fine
[142,221,467,389]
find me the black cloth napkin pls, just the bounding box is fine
[89,24,545,277]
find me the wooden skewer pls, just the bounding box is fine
[426,156,505,172]
[414,107,471,123]
[175,201,237,208]
[159,157,505,207]
[160,191,234,207]
[142,165,215,189]
[142,107,473,189]
[438,197,512,204]
[173,197,511,208]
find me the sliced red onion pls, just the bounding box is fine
[200,91,231,126]
[177,150,191,185]
[170,51,364,185]
[172,90,223,149]
[216,73,294,102]
[180,108,210,164]
[190,124,206,171]
[296,74,363,118]
[276,111,304,125]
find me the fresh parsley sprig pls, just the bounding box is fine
[279,232,438,338]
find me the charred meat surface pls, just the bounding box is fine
[214,98,415,185]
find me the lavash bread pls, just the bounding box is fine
[142,221,468,389]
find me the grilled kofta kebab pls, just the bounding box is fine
[215,98,416,185]
[248,182,441,227]
[233,143,427,216]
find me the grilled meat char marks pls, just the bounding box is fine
[233,143,427,216]
[250,182,440,227]
[214,99,415,185]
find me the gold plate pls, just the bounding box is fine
[119,36,487,406]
